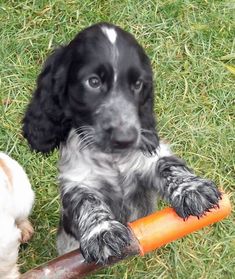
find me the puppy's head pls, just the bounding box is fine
[23,23,159,154]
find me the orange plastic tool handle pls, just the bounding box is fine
[129,193,231,255]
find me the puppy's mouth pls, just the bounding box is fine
[95,135,140,154]
[105,145,138,154]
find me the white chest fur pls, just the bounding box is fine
[58,131,172,197]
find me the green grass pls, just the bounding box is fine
[0,0,234,278]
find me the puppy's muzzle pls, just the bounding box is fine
[110,126,138,149]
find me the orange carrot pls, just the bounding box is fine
[129,193,231,255]
[22,194,231,278]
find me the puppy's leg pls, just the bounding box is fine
[0,215,21,279]
[137,142,221,219]
[154,154,221,219]
[16,219,34,243]
[59,186,131,264]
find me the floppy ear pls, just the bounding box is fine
[139,83,159,155]
[22,47,72,153]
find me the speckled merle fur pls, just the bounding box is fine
[23,23,221,264]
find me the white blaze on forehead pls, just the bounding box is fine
[101,26,117,44]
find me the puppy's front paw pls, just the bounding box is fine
[171,177,221,219]
[16,219,34,243]
[80,220,131,264]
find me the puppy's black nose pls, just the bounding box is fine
[111,127,137,149]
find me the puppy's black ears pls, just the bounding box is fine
[139,82,159,155]
[22,47,72,153]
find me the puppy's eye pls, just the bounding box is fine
[133,79,143,92]
[88,76,101,89]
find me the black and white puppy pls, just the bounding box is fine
[23,23,221,264]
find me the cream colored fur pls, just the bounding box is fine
[0,152,34,279]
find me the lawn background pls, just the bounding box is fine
[0,0,234,278]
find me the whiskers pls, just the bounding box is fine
[74,126,96,151]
